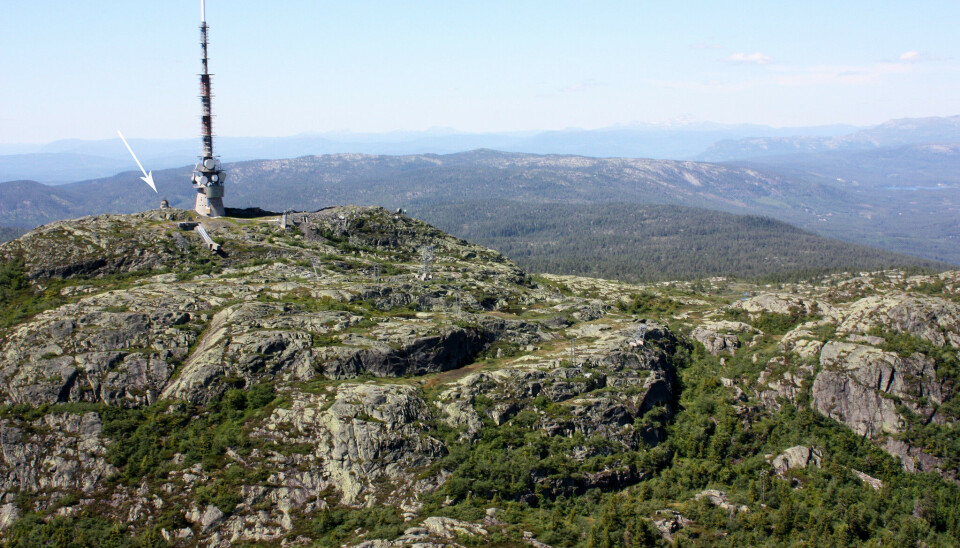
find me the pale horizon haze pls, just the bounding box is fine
[1,0,958,144]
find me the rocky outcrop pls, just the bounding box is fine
[852,469,883,490]
[348,517,494,547]
[2,208,960,545]
[433,321,679,500]
[694,490,749,513]
[882,439,946,476]
[754,357,810,411]
[812,341,942,437]
[690,320,756,355]
[0,210,195,280]
[836,294,960,347]
[317,326,490,379]
[254,384,445,507]
[0,287,210,406]
[779,322,826,359]
[770,445,822,477]
[653,510,692,542]
[732,294,821,317]
[0,412,115,509]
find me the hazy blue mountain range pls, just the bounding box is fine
[4,115,956,187]
[1,122,858,184]
[1,149,957,265]
[699,115,960,161]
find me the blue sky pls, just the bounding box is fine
[1,1,958,143]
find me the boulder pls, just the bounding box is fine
[694,489,749,513]
[690,321,755,355]
[771,446,822,477]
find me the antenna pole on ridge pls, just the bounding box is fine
[191,0,225,217]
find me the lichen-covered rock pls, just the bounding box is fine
[812,342,942,437]
[0,412,115,508]
[653,509,691,542]
[254,384,445,507]
[2,207,960,545]
[771,445,822,477]
[0,504,20,531]
[836,294,960,347]
[883,439,946,476]
[690,320,756,355]
[732,294,822,317]
[779,322,827,359]
[0,287,210,406]
[852,469,883,490]
[422,516,488,539]
[694,490,749,513]
[186,504,226,532]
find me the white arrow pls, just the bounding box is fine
[117,130,158,193]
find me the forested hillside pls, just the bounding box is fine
[1,149,957,264]
[419,201,947,282]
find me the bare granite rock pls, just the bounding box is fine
[0,412,115,509]
[254,384,445,507]
[812,341,942,437]
[690,320,757,355]
[836,294,960,347]
[694,489,749,513]
[771,445,822,477]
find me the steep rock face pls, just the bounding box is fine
[812,341,942,437]
[755,359,809,411]
[0,412,115,504]
[315,326,490,379]
[252,384,444,510]
[723,274,960,479]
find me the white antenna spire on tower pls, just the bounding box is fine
[201,0,206,22]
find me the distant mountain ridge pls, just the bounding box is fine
[728,143,960,189]
[1,148,957,265]
[699,115,960,161]
[0,149,833,226]
[0,122,859,184]
[5,115,958,185]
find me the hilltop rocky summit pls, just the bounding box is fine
[0,207,958,546]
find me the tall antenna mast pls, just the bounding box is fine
[192,0,226,217]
